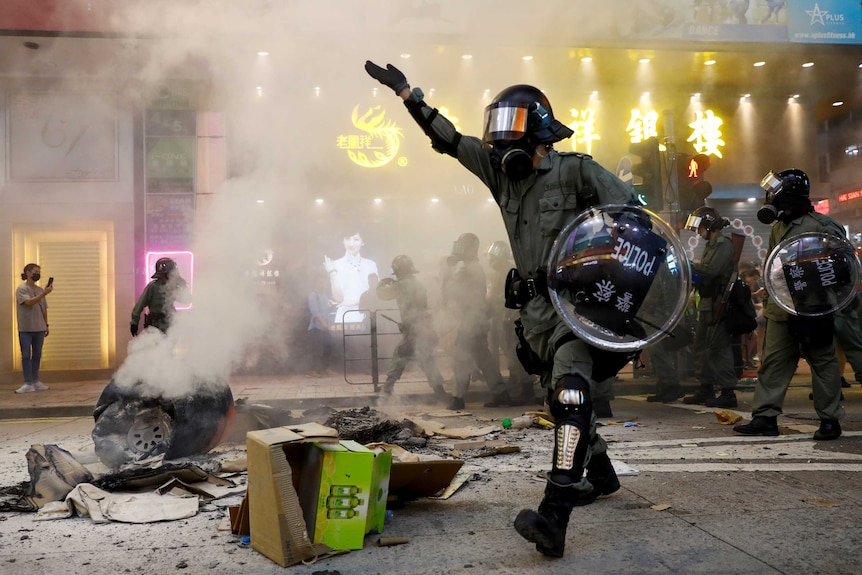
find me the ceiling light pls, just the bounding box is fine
[431,198,440,203]
[257,51,269,56]
[639,58,650,64]
[833,101,844,107]
[802,62,814,68]
[704,59,716,66]
[315,198,324,205]
[743,93,751,98]
[753,61,766,67]
[462,54,473,60]
[487,198,494,203]
[373,198,382,204]
[256,199,265,204]
[400,53,411,59]
[581,56,592,63]
[522,55,533,61]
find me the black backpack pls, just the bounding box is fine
[723,279,758,336]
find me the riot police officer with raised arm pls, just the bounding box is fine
[365,61,636,558]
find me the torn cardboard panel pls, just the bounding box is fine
[388,460,464,501]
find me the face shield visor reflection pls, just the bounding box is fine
[483,102,530,143]
[684,214,704,232]
[760,171,783,198]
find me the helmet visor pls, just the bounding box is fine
[684,213,705,232]
[483,102,530,143]
[760,171,782,195]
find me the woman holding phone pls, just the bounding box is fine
[15,263,52,393]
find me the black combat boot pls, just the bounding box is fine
[585,452,620,499]
[733,415,779,436]
[593,398,613,418]
[380,378,396,396]
[705,390,738,408]
[484,391,515,408]
[431,385,452,404]
[514,482,577,558]
[683,386,715,405]
[813,418,841,441]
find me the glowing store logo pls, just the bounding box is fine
[337,105,404,168]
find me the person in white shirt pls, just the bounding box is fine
[324,231,379,324]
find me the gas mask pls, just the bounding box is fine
[448,233,480,265]
[757,171,782,224]
[490,138,536,181]
[757,169,812,224]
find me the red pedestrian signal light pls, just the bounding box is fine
[678,153,712,213]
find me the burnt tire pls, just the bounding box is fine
[92,378,234,468]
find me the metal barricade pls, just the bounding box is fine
[341,308,449,392]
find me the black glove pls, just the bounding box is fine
[130,324,138,337]
[364,61,409,94]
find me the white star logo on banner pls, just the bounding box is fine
[807,2,828,26]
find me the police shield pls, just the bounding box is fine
[764,232,861,316]
[547,204,691,352]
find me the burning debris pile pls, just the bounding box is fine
[324,407,426,446]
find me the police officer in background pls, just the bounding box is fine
[443,232,511,410]
[365,61,631,558]
[682,206,739,408]
[734,169,845,440]
[487,240,537,403]
[376,255,452,404]
[131,257,190,335]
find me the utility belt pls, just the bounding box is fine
[504,267,550,310]
[143,312,167,328]
[514,318,573,375]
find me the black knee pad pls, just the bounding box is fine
[549,374,592,423]
[548,374,592,486]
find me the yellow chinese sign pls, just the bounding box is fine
[337,105,404,168]
[687,110,724,158]
[626,109,659,143]
[567,108,600,155]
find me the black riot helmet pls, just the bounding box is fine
[152,257,177,279]
[391,255,417,278]
[757,168,811,224]
[684,206,727,233]
[448,233,480,264]
[483,85,574,180]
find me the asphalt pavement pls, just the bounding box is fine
[2,363,862,575]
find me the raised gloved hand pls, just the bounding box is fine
[130,324,138,337]
[364,61,409,94]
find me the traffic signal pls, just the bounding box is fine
[629,137,662,209]
[678,153,712,214]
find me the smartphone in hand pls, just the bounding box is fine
[47,277,54,288]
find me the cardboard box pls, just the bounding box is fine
[297,440,392,550]
[246,424,391,567]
